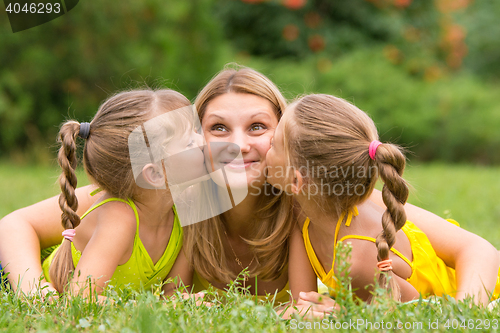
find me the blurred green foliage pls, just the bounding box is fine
[461,1,500,81]
[1,0,499,164]
[0,0,224,162]
[217,0,445,74]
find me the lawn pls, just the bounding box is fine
[0,160,499,332]
[403,162,500,248]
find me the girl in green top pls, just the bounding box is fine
[1,89,205,298]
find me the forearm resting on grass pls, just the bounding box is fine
[0,185,99,294]
[277,292,337,319]
[453,236,499,305]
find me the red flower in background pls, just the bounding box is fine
[383,45,403,64]
[308,34,325,52]
[441,24,467,69]
[282,24,300,41]
[394,0,412,8]
[283,0,306,10]
[436,0,471,13]
[304,12,322,29]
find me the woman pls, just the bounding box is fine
[165,66,317,304]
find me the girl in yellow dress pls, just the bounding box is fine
[266,93,500,306]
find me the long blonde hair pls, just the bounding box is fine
[283,94,409,301]
[50,89,191,293]
[183,65,294,283]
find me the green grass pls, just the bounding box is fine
[0,160,90,219]
[0,250,499,332]
[1,160,500,332]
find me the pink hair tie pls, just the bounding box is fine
[369,140,382,160]
[377,259,393,272]
[62,229,76,242]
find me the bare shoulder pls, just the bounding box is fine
[368,189,457,237]
[368,189,384,208]
[91,197,136,228]
[73,196,138,268]
[75,185,104,213]
[344,240,379,301]
[82,196,137,246]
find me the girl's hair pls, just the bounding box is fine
[50,89,191,293]
[183,64,294,283]
[283,94,409,301]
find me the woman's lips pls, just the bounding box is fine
[222,159,259,170]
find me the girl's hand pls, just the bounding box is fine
[29,282,59,303]
[40,282,59,301]
[278,291,337,319]
[172,292,213,307]
[297,291,337,315]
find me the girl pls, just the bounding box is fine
[266,93,500,305]
[1,89,205,297]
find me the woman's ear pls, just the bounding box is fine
[141,163,166,189]
[291,169,304,195]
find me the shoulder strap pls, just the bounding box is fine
[81,198,140,232]
[338,234,413,268]
[90,188,103,196]
[332,206,359,269]
[302,218,328,279]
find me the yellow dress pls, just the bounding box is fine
[191,270,291,304]
[303,207,500,300]
[42,197,183,292]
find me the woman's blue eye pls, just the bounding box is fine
[250,123,266,131]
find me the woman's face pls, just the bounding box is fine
[201,92,279,191]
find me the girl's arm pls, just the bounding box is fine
[67,199,136,297]
[349,246,420,302]
[370,189,500,305]
[288,224,318,301]
[162,252,211,307]
[162,250,194,296]
[278,223,319,318]
[0,185,99,294]
[403,204,498,305]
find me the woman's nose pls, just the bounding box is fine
[229,130,250,153]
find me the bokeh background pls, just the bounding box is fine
[1,0,500,244]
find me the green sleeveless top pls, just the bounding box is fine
[42,197,183,292]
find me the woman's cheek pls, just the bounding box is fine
[256,135,274,154]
